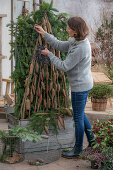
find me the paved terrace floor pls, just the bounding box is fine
[0,98,113,170]
[0,119,92,170]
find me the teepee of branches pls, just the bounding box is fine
[20,12,70,120]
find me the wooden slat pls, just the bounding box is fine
[2,78,11,83]
[0,55,7,60]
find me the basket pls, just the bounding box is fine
[91,97,107,111]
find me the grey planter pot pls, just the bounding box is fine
[7,107,75,164]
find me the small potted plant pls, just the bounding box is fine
[81,118,113,169]
[89,84,113,111]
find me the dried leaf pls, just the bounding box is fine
[51,48,55,55]
[47,97,51,108]
[62,89,66,96]
[29,62,34,75]
[45,126,49,134]
[30,90,33,103]
[47,22,52,33]
[26,99,30,110]
[52,89,55,99]
[64,108,72,116]
[42,68,44,78]
[44,26,47,32]
[41,81,45,90]
[37,87,40,96]
[38,34,42,45]
[34,75,37,86]
[53,73,56,83]
[63,119,66,129]
[58,116,64,127]
[54,100,57,109]
[57,83,60,91]
[57,119,61,130]
[38,94,42,105]
[36,62,39,73]
[55,84,57,92]
[50,82,53,91]
[46,72,49,81]
[32,85,35,95]
[25,77,28,87]
[56,50,60,58]
[51,65,54,71]
[26,87,29,96]
[40,72,43,81]
[44,99,46,108]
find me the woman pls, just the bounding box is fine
[34,16,95,158]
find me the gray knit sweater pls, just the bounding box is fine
[44,33,93,92]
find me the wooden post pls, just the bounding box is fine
[39,0,43,5]
[33,0,36,11]
[11,0,14,93]
[0,14,7,96]
[0,17,2,96]
[33,0,43,11]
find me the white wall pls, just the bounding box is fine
[0,0,35,95]
[0,0,113,95]
[0,0,11,95]
[45,0,113,41]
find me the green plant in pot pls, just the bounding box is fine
[89,84,113,111]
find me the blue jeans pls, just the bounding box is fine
[71,90,94,147]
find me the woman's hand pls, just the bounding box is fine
[41,48,50,55]
[34,24,46,36]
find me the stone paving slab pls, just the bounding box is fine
[38,158,92,170]
[0,157,92,170]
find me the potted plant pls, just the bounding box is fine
[92,118,113,169]
[81,118,113,169]
[89,84,113,111]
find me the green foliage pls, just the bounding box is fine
[92,118,113,169]
[30,108,73,135]
[0,126,41,143]
[0,126,41,162]
[101,147,113,170]
[81,118,113,169]
[89,84,113,99]
[9,126,41,142]
[30,111,58,135]
[8,0,69,118]
[92,118,113,149]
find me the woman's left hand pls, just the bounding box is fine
[41,48,50,55]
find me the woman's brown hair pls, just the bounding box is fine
[67,17,90,41]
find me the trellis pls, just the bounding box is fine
[20,12,69,119]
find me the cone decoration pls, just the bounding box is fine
[20,12,70,130]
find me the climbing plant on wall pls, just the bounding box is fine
[8,0,72,134]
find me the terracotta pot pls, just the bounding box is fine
[91,97,107,111]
